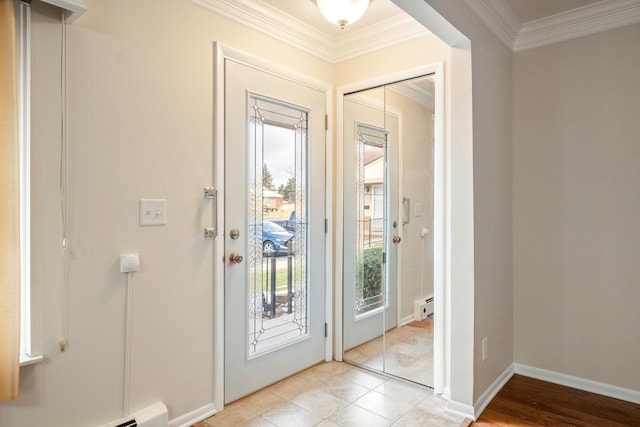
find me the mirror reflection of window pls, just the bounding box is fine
[343,73,437,389]
[356,124,387,316]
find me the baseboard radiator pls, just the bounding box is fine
[101,402,168,427]
[413,296,434,321]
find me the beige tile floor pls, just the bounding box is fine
[195,361,464,427]
[344,320,434,387]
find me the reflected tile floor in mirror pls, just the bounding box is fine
[344,317,434,388]
[194,360,462,427]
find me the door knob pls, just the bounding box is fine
[228,252,244,265]
[392,235,402,244]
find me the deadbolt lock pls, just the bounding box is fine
[230,228,240,240]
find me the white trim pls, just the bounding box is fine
[445,399,475,420]
[473,364,515,419]
[399,314,414,327]
[213,42,333,406]
[324,81,334,363]
[514,363,640,405]
[212,43,226,413]
[19,354,43,367]
[515,0,640,52]
[40,0,87,23]
[334,90,344,362]
[192,0,640,58]
[191,0,430,63]
[331,14,431,62]
[168,403,218,427]
[431,62,445,396]
[17,0,33,364]
[465,0,640,52]
[462,0,519,49]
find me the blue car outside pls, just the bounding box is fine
[262,220,294,256]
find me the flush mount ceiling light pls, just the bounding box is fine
[314,0,371,29]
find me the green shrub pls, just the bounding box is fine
[356,246,383,312]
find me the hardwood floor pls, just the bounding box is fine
[474,375,640,426]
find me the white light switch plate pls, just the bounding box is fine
[139,199,166,226]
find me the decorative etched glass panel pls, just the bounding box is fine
[355,124,387,316]
[247,95,309,357]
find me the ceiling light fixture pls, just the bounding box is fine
[315,0,371,29]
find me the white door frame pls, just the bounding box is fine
[335,62,447,395]
[212,42,333,411]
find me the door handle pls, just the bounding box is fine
[228,252,244,265]
[204,187,218,238]
[392,235,401,244]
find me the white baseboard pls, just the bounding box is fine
[169,403,218,427]
[400,314,415,326]
[514,363,640,405]
[445,399,475,420]
[473,364,515,419]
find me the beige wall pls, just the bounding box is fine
[334,37,450,87]
[513,23,640,391]
[385,89,435,320]
[2,1,332,426]
[1,0,519,424]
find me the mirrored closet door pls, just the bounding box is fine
[342,75,436,388]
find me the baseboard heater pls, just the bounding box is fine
[413,296,434,321]
[101,402,168,427]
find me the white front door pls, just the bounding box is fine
[224,59,326,403]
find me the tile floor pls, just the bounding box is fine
[344,319,434,387]
[195,361,464,427]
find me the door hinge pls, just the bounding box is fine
[325,114,328,131]
[325,218,328,233]
[324,322,328,337]
[382,252,386,264]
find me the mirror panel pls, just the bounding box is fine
[343,75,435,388]
[342,87,386,371]
[383,76,435,386]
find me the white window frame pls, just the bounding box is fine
[17,0,41,367]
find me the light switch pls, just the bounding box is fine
[139,199,166,226]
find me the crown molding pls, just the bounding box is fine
[190,0,430,63]
[387,81,434,109]
[333,14,430,62]
[191,0,335,61]
[462,0,519,49]
[465,0,640,52]
[514,0,640,51]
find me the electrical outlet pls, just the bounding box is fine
[120,253,140,273]
[482,337,489,361]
